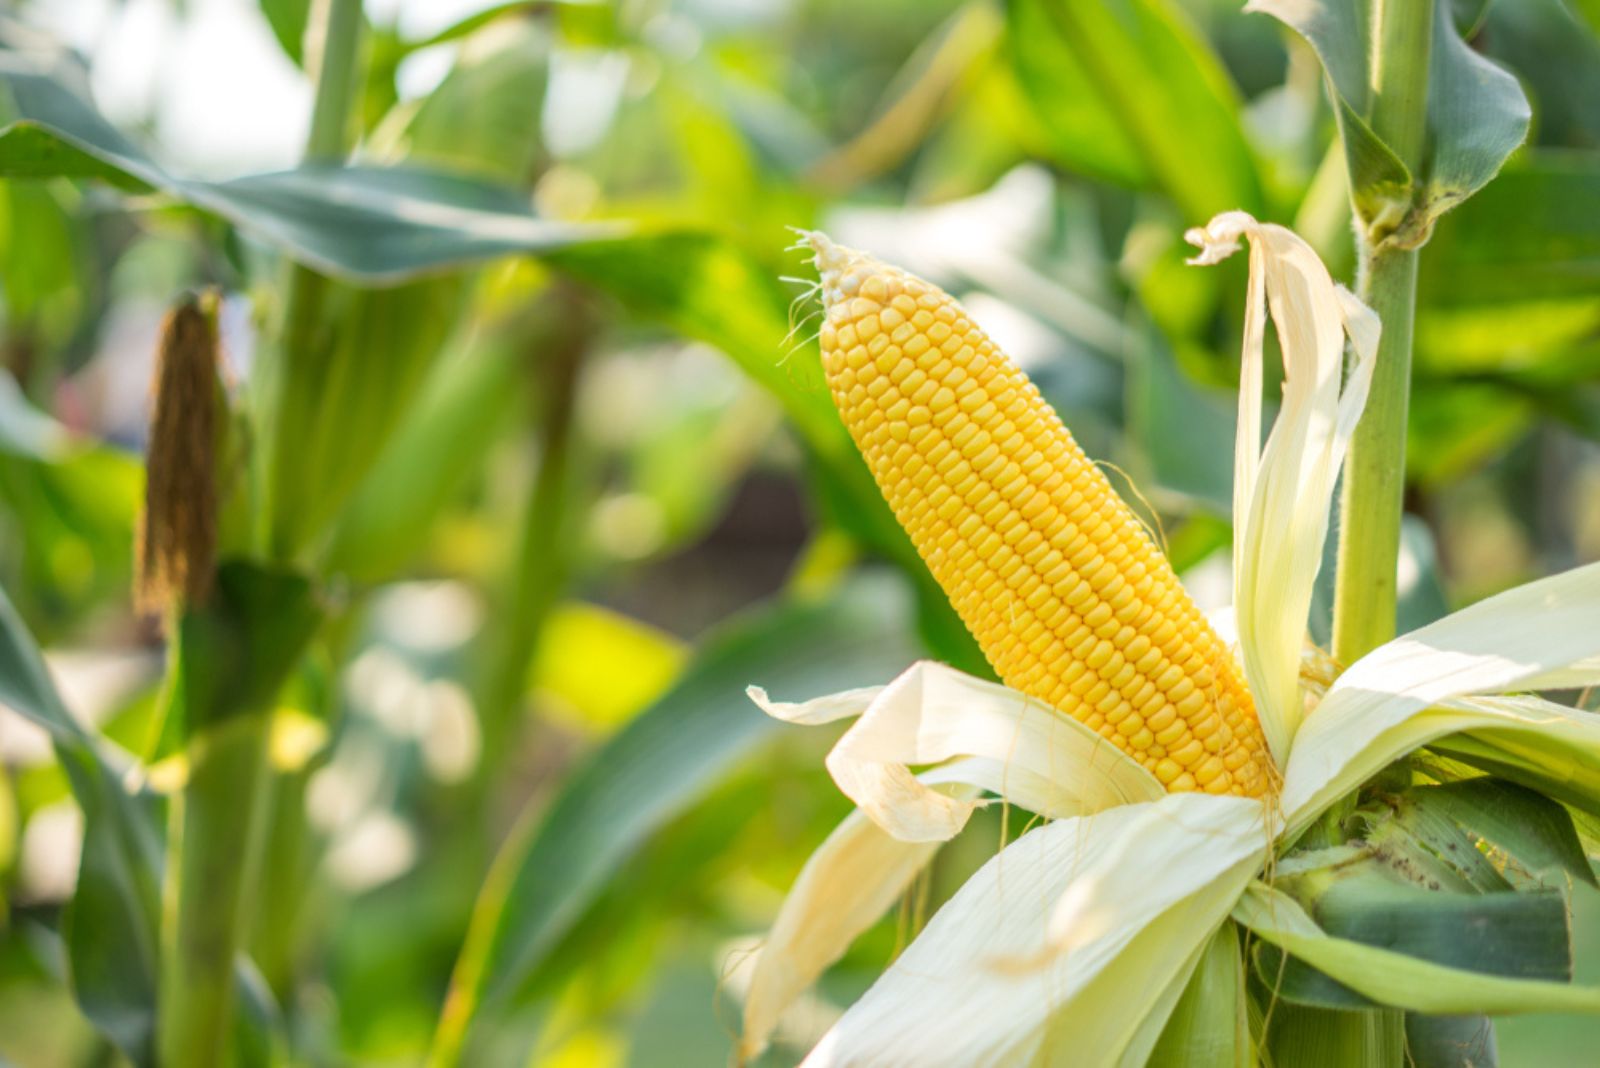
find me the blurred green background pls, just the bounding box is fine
[0,0,1597,1064]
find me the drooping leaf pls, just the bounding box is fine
[0,52,623,282]
[1257,854,1573,1010]
[0,584,162,1063]
[1005,0,1264,220]
[433,575,923,1060]
[1237,882,1600,1015]
[1253,0,1530,245]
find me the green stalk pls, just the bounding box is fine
[159,4,363,1062]
[253,0,365,559]
[478,286,592,765]
[1331,0,1433,666]
[158,715,273,1066]
[1321,4,1435,1065]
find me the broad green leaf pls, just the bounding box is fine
[1481,0,1600,150]
[265,274,471,558]
[0,584,163,1064]
[1236,882,1600,1015]
[0,582,82,748]
[0,52,622,282]
[1254,857,1572,1010]
[433,576,923,1060]
[1407,382,1537,486]
[1253,0,1530,245]
[0,180,87,344]
[196,166,621,281]
[1569,0,1600,34]
[1006,0,1264,220]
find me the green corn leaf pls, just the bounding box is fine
[1,584,162,1063]
[1126,321,1237,515]
[1005,0,1264,220]
[1248,856,1574,1012]
[0,51,622,282]
[1253,0,1530,247]
[1376,779,1599,893]
[431,574,923,1063]
[1237,882,1600,1015]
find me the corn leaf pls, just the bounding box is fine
[1235,882,1600,1015]
[1365,779,1599,893]
[1005,0,1264,220]
[433,575,923,1060]
[0,584,162,1062]
[0,52,621,282]
[1259,855,1572,1010]
[1253,0,1530,245]
[1126,322,1237,514]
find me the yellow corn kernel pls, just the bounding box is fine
[808,232,1272,798]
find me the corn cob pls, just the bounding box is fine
[808,232,1272,798]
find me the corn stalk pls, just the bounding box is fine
[1317,1,1436,1063]
[156,1,364,1063]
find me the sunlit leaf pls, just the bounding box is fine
[433,575,923,1060]
[1006,0,1264,220]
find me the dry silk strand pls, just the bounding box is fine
[807,232,1274,797]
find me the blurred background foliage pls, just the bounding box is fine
[0,0,1596,1064]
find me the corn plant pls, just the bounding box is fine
[0,0,1597,1066]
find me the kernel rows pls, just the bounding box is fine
[818,258,1271,797]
